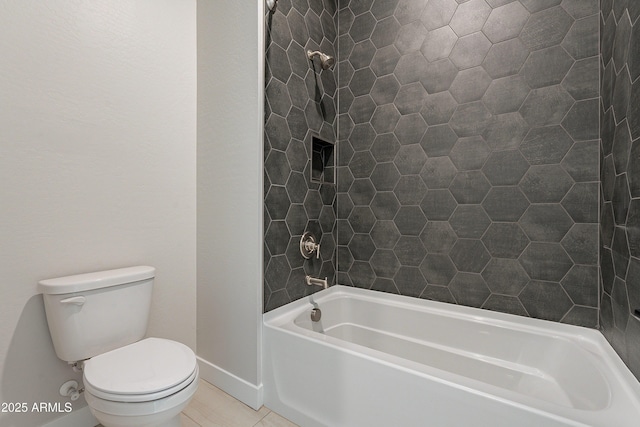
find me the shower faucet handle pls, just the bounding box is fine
[300,232,320,259]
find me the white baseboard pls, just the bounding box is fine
[196,356,263,410]
[41,405,98,427]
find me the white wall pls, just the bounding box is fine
[196,0,264,408]
[0,1,197,426]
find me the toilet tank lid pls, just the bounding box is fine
[38,266,155,294]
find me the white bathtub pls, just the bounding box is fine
[263,286,640,427]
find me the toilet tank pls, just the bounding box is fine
[38,266,155,363]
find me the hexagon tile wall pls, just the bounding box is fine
[599,1,640,379]
[336,0,599,326]
[264,0,601,328]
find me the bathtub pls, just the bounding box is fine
[263,285,640,427]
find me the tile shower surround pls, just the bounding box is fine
[599,0,640,379]
[264,1,602,329]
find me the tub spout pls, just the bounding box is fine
[305,275,328,289]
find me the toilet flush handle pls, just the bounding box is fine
[60,296,86,306]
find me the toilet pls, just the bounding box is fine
[38,266,198,427]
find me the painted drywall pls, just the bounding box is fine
[197,0,264,408]
[0,1,197,425]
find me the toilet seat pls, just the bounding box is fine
[84,337,197,403]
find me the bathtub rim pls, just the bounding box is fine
[263,285,640,426]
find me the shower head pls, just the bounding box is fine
[307,50,335,71]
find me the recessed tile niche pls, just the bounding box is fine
[311,136,334,185]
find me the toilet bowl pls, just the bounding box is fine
[83,337,199,427]
[38,266,199,427]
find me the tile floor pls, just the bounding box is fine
[97,379,298,427]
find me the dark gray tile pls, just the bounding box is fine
[483,75,530,115]
[519,280,573,322]
[371,220,401,249]
[265,185,292,220]
[371,133,401,162]
[561,140,599,183]
[421,26,458,62]
[395,51,429,84]
[521,126,573,165]
[482,150,529,185]
[370,249,401,278]
[394,114,428,145]
[421,157,458,189]
[482,186,530,221]
[420,92,458,125]
[449,137,491,171]
[449,272,491,308]
[449,205,491,239]
[420,125,458,157]
[520,204,574,242]
[393,266,427,297]
[394,205,428,235]
[420,284,457,303]
[348,178,376,205]
[371,16,401,48]
[370,45,401,76]
[370,162,401,191]
[482,1,529,43]
[449,239,491,273]
[395,83,427,115]
[519,86,574,127]
[421,221,457,253]
[349,39,377,70]
[348,206,376,233]
[450,32,492,70]
[562,57,599,100]
[613,120,631,175]
[520,165,574,203]
[628,200,640,258]
[394,175,427,205]
[482,258,530,296]
[561,264,598,307]
[394,20,428,54]
[482,38,529,79]
[520,6,573,51]
[265,149,292,185]
[482,295,528,316]
[394,0,429,25]
[420,189,457,221]
[349,261,376,288]
[558,182,596,223]
[450,102,492,137]
[561,223,598,264]
[370,75,401,105]
[482,222,530,258]
[265,221,292,256]
[519,242,573,281]
[349,151,376,178]
[394,236,427,266]
[522,46,573,89]
[449,67,492,104]
[449,0,491,36]
[370,192,401,220]
[349,11,376,43]
[420,59,458,94]
[612,174,631,226]
[562,99,599,141]
[449,171,491,204]
[348,233,376,261]
[483,112,530,151]
[421,0,458,30]
[394,144,428,175]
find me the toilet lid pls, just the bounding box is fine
[83,337,196,401]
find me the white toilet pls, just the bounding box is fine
[38,266,198,427]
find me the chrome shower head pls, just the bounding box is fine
[307,50,335,70]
